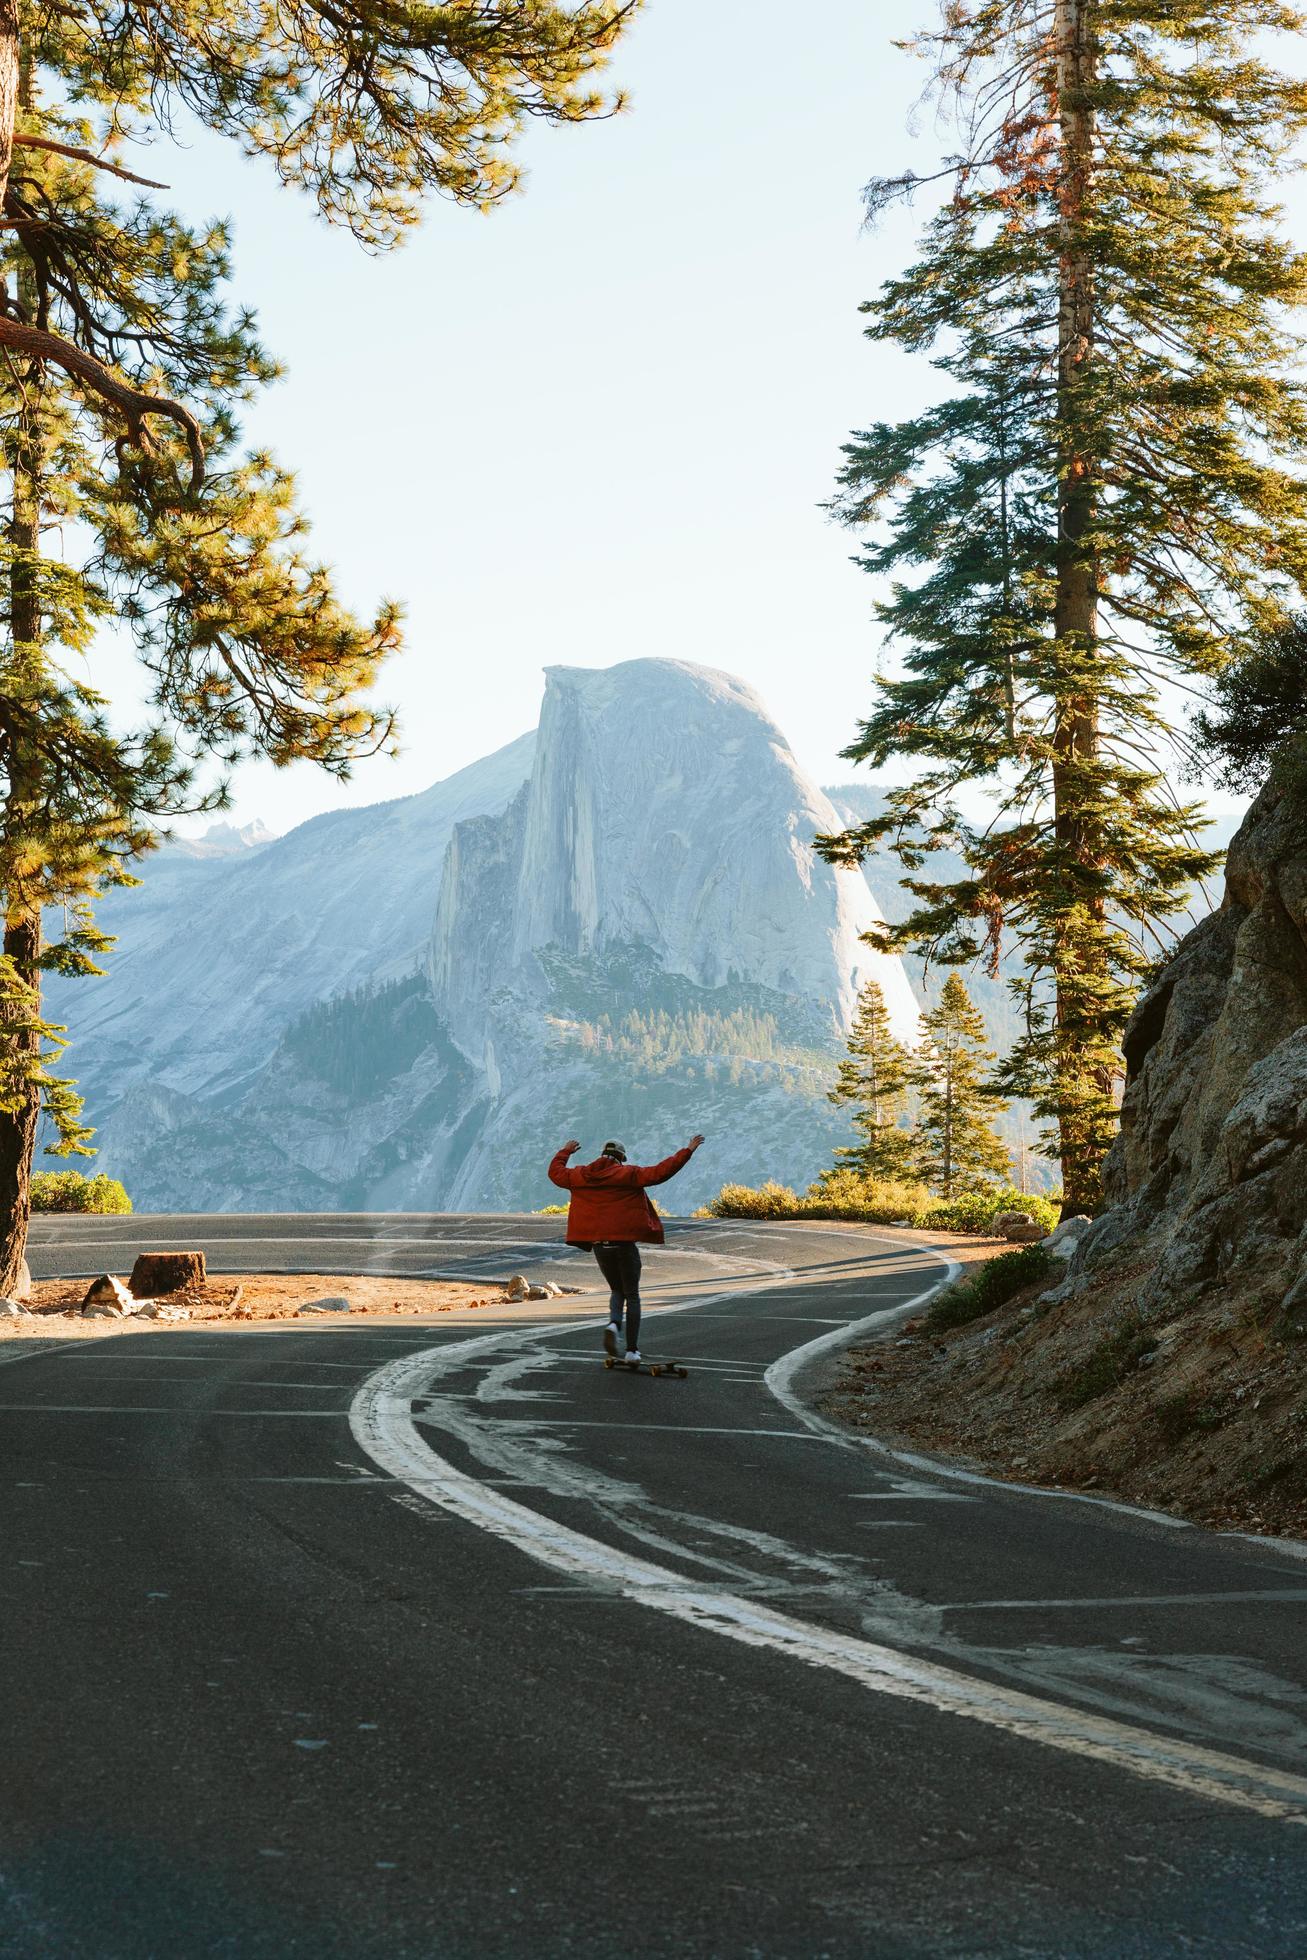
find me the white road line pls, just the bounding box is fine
[759,1261,1214,1534]
[426,1422,836,1442]
[949,1591,1307,1613]
[0,1404,347,1416]
[350,1300,1307,1825]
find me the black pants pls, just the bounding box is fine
[593,1242,642,1350]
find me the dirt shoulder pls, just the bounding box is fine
[2,1270,582,1340]
[818,1238,1307,1541]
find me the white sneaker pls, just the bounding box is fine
[624,1349,641,1368]
[603,1324,620,1358]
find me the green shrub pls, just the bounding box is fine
[702,1176,1063,1237]
[31,1169,133,1214]
[534,1204,568,1215]
[802,1169,933,1219]
[926,1243,1056,1332]
[927,1186,1061,1237]
[1052,1309,1158,1412]
[704,1180,804,1220]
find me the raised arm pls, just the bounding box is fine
[635,1135,705,1187]
[547,1140,582,1190]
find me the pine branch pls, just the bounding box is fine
[0,313,203,487]
[12,133,167,188]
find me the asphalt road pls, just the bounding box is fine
[6,1214,1307,1958]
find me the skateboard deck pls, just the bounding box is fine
[603,1355,689,1379]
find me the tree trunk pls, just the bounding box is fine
[0,128,45,1296]
[1051,0,1111,1216]
[0,909,40,1295]
[0,0,18,211]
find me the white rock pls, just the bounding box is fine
[81,1274,134,1315]
[1037,1277,1080,1308]
[299,1296,351,1313]
[1048,1215,1092,1247]
[135,1302,191,1321]
[0,1297,30,1316]
[504,1275,530,1302]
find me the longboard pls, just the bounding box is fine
[603,1356,689,1380]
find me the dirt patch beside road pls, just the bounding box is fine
[4,1271,558,1337]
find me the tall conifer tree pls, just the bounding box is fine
[823,977,914,1181]
[818,0,1307,1212]
[911,975,1010,1198]
[0,2,639,1290]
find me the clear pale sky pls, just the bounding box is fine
[123,0,1256,836]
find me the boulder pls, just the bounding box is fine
[504,1275,530,1302]
[0,1297,30,1317]
[1047,1215,1092,1261]
[299,1296,351,1314]
[991,1209,1035,1235]
[81,1274,134,1315]
[135,1302,191,1322]
[992,1209,1048,1243]
[129,1250,206,1299]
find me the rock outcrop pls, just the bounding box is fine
[1076,773,1307,1330]
[431,661,920,1053]
[425,659,921,1210]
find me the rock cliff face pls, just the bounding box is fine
[432,661,918,1051]
[53,658,920,1213]
[424,660,919,1210]
[1076,774,1307,1332]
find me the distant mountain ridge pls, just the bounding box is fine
[48,662,920,1212]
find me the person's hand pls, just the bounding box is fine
[561,1138,581,1154]
[688,1134,705,1151]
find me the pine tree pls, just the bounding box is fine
[0,2,640,1290]
[911,976,1010,1199]
[817,0,1307,1212]
[823,979,914,1182]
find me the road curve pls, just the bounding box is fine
[5,1214,1307,1957]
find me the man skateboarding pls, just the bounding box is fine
[548,1135,704,1366]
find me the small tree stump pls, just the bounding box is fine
[129,1250,207,1299]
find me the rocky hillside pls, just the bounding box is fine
[825,773,1307,1536]
[1075,769,1307,1332]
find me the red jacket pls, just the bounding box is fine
[548,1146,695,1246]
